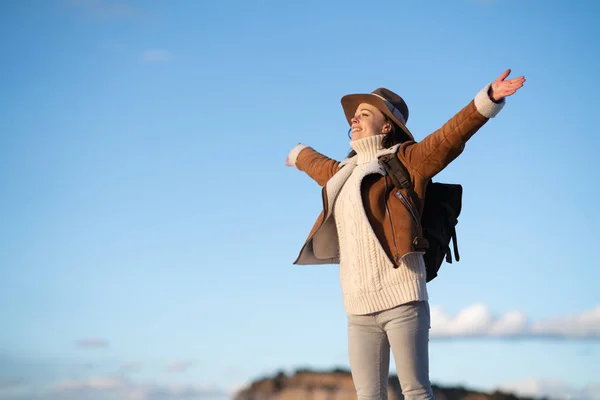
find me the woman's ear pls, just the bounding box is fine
[382,122,392,134]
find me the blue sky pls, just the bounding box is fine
[1,0,599,399]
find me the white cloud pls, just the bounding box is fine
[530,306,600,338]
[430,304,600,339]
[488,310,529,336]
[52,377,226,400]
[76,338,109,348]
[167,360,195,373]
[56,377,125,391]
[141,49,172,62]
[495,378,600,400]
[129,384,225,400]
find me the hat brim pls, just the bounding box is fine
[341,93,414,142]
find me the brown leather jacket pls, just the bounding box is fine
[292,88,504,267]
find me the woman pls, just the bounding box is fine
[286,69,525,400]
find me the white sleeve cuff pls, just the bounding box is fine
[474,83,505,118]
[288,144,309,167]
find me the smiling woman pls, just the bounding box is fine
[348,104,391,141]
[345,108,407,160]
[285,70,525,400]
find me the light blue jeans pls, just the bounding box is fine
[347,300,434,400]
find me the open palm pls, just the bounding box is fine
[489,69,525,102]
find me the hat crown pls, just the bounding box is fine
[371,88,409,123]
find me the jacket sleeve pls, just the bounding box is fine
[288,144,341,187]
[399,83,505,180]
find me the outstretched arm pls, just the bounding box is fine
[400,69,525,179]
[286,144,341,187]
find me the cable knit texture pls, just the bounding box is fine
[333,135,428,315]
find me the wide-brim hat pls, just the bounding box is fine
[341,88,414,142]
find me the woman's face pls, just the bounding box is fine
[350,103,391,141]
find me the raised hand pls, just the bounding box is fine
[489,69,525,102]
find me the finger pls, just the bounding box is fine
[496,69,511,82]
[508,76,525,84]
[498,79,524,92]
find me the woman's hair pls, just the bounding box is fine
[346,115,406,158]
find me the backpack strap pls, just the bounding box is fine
[378,154,420,216]
[451,226,460,262]
[442,202,460,262]
[439,202,460,263]
[378,154,411,189]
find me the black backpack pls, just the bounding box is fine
[378,154,462,282]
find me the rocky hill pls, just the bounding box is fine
[233,368,543,400]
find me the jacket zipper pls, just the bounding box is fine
[384,177,401,264]
[395,190,419,224]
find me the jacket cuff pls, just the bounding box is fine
[288,144,309,168]
[474,83,505,118]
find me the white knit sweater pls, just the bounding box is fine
[333,135,428,315]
